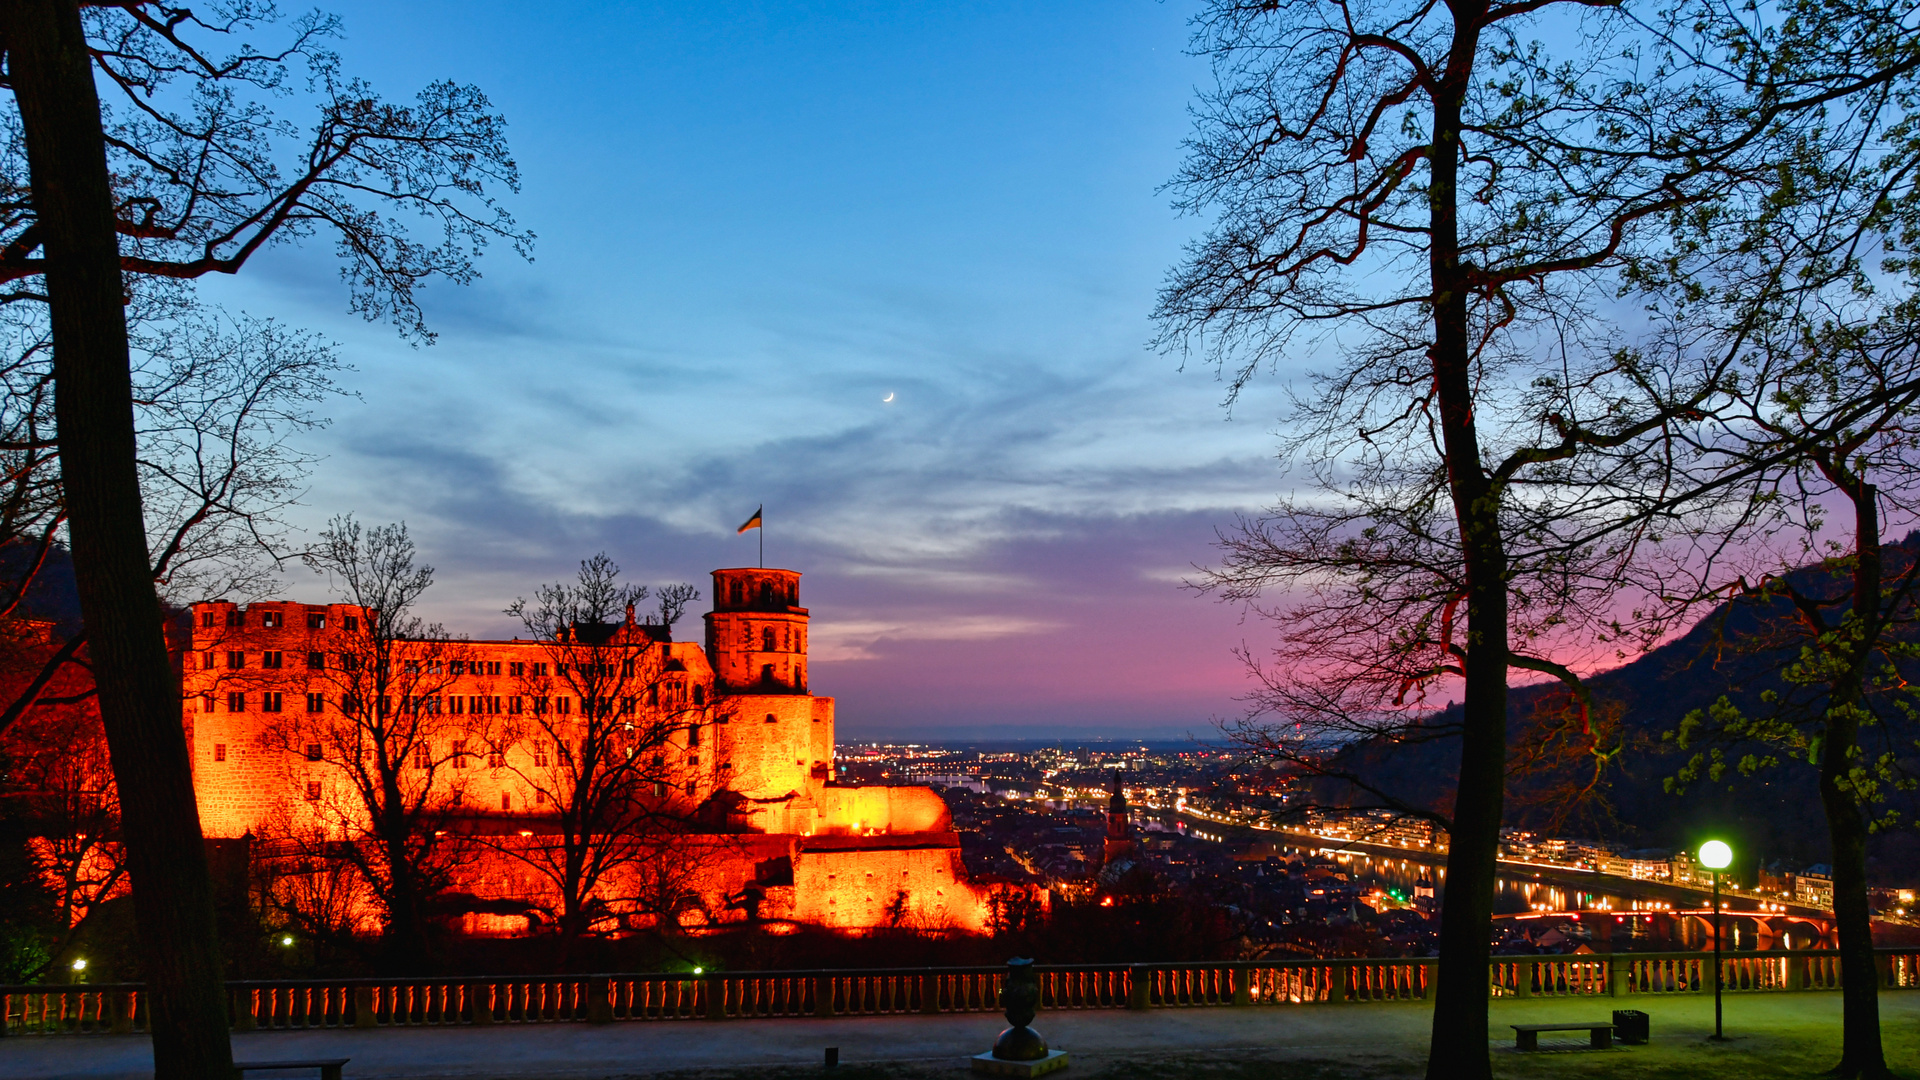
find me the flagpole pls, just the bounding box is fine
[759,511,764,569]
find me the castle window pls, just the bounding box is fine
[227,610,244,628]
[488,752,504,769]
[308,611,326,629]
[729,581,742,604]
[653,781,667,798]
[343,615,358,631]
[214,743,227,762]
[202,611,217,628]
[536,790,548,804]
[652,755,665,768]
[340,654,360,671]
[414,747,430,769]
[648,685,658,706]
[501,792,511,811]
[762,628,776,651]
[622,659,634,677]
[450,660,465,676]
[556,663,569,676]
[227,651,245,669]
[305,781,321,801]
[622,696,635,714]
[555,697,571,715]
[262,611,282,629]
[759,582,774,605]
[306,693,325,713]
[307,651,325,670]
[203,652,215,670]
[688,755,698,766]
[510,662,524,677]
[764,713,777,724]
[684,780,695,796]
[533,697,547,715]
[226,691,246,712]
[452,741,468,769]
[760,664,775,683]
[532,662,546,677]
[720,762,732,772]
[305,743,322,761]
[687,725,700,747]
[201,694,215,713]
[262,692,283,713]
[263,651,283,669]
[449,696,465,715]
[510,696,524,715]
[534,747,547,767]
[693,686,704,705]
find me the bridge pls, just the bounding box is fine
[1496,910,1839,950]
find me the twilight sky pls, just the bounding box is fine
[194,0,1302,740]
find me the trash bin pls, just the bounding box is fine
[1612,1009,1649,1045]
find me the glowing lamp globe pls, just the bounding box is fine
[1698,840,1733,871]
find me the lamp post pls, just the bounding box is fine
[1698,839,1734,1041]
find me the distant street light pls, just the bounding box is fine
[1698,840,1734,1041]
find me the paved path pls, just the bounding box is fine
[5,992,1916,1078]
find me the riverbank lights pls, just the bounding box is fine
[1699,840,1733,871]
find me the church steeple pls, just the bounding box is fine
[1104,769,1133,865]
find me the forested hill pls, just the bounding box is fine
[1312,534,1920,883]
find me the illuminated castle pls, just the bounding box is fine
[176,566,1004,935]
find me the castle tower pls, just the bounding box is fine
[704,568,808,694]
[1104,770,1134,865]
[703,568,823,813]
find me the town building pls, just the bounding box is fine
[175,566,1006,935]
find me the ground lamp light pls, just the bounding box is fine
[1698,839,1734,1041]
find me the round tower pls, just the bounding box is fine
[704,568,809,694]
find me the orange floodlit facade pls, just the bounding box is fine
[174,567,1005,936]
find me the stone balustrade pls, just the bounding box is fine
[4,948,1915,1036]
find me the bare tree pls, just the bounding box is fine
[268,516,484,971]
[1648,304,1920,1077]
[487,554,716,958]
[0,639,123,982]
[0,4,525,1071]
[1156,3,1920,1075]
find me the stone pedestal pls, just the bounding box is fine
[972,1050,1070,1077]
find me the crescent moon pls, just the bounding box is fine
[882,392,895,403]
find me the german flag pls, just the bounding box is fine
[736,506,763,534]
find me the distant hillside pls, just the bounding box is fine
[1308,535,1920,884]
[0,541,80,635]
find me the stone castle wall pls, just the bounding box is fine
[178,567,1005,933]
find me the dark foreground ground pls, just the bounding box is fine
[3,992,1915,1079]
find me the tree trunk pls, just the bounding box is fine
[1825,482,1888,1079]
[2,3,234,1078]
[1424,9,1505,1080]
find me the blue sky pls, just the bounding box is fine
[196,1,1299,738]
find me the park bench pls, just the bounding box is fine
[234,1058,349,1080]
[1511,1023,1614,1051]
